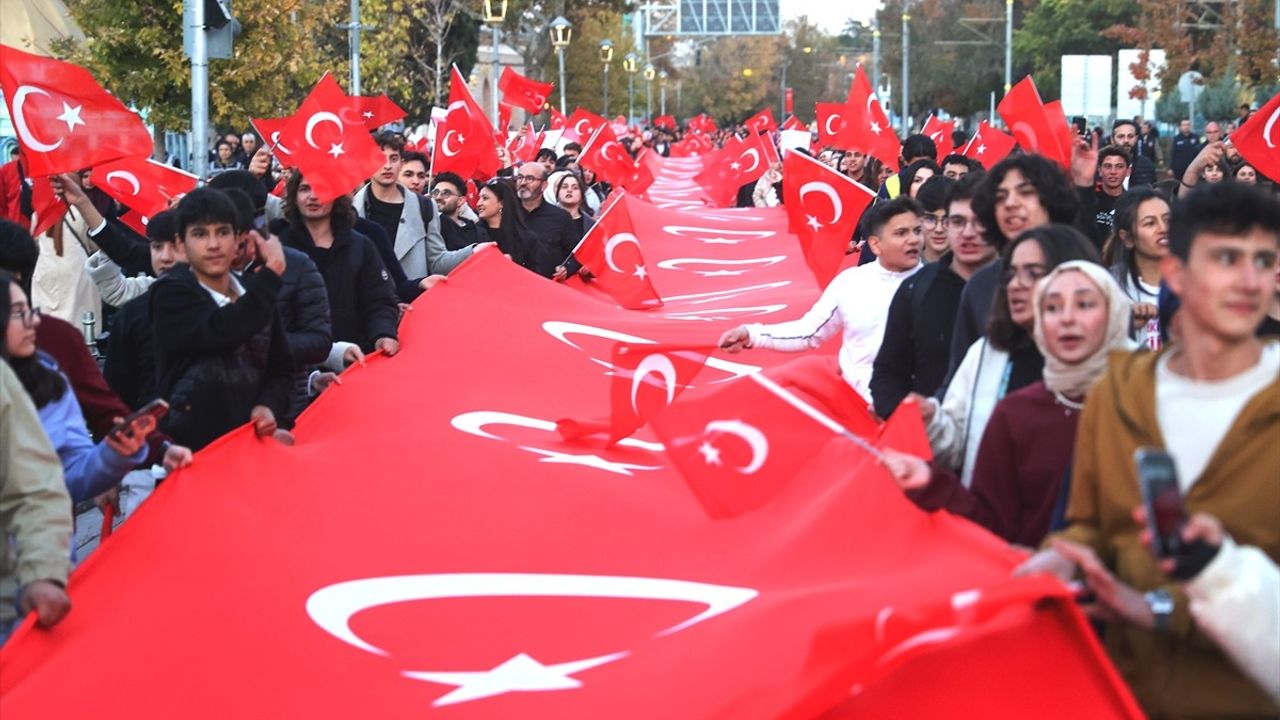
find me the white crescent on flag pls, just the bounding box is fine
[441,130,464,157]
[705,419,769,474]
[737,148,762,174]
[12,86,64,153]
[798,181,843,224]
[304,112,344,150]
[104,170,141,196]
[629,353,679,414]
[604,232,642,273]
[1263,107,1279,149]
[824,113,843,136]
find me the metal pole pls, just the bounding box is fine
[190,0,208,179]
[349,0,361,95]
[1004,0,1013,93]
[628,74,635,124]
[901,7,910,134]
[990,91,995,122]
[872,26,881,92]
[557,48,567,115]
[491,25,501,126]
[780,61,786,121]
[603,63,609,116]
[660,83,666,116]
[646,79,653,123]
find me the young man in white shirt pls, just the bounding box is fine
[718,197,925,403]
[1018,181,1280,718]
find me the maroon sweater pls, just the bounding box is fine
[907,381,1080,547]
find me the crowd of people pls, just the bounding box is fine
[0,94,1277,717]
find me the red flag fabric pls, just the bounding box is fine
[549,107,568,130]
[507,124,544,164]
[579,123,644,190]
[275,73,385,202]
[557,342,714,443]
[836,67,901,171]
[874,396,933,461]
[816,102,848,146]
[433,68,502,181]
[652,371,857,518]
[653,115,677,131]
[743,107,777,134]
[350,94,407,127]
[1228,91,1280,183]
[0,44,153,177]
[0,240,1143,720]
[691,134,771,206]
[498,67,554,113]
[251,115,298,168]
[28,176,66,237]
[1043,100,1078,164]
[90,157,197,220]
[997,76,1069,168]
[782,148,877,289]
[572,198,663,310]
[921,114,956,160]
[497,104,513,139]
[781,115,808,132]
[566,108,609,143]
[117,208,150,238]
[688,114,718,134]
[961,121,1018,169]
[754,128,781,168]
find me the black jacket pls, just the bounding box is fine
[354,217,419,303]
[870,255,971,418]
[1170,132,1204,181]
[88,218,153,278]
[941,261,1000,396]
[151,263,293,450]
[246,247,331,419]
[1129,154,1157,189]
[522,201,581,278]
[104,291,156,410]
[441,216,489,251]
[281,222,398,350]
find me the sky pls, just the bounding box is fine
[781,0,875,36]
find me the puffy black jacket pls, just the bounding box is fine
[247,247,332,419]
[280,222,398,350]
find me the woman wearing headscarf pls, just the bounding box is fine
[884,260,1136,546]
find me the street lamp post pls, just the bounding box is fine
[482,0,508,128]
[599,39,614,117]
[623,52,638,124]
[643,63,656,123]
[659,70,668,117]
[549,16,572,115]
[901,6,911,133]
[872,23,881,92]
[1004,0,1013,93]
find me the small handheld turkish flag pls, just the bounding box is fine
[781,115,808,132]
[29,176,66,237]
[433,67,502,180]
[836,66,902,171]
[783,148,877,289]
[652,372,875,518]
[998,76,1069,168]
[350,94,407,127]
[549,107,568,130]
[1228,92,1280,183]
[961,121,1018,169]
[579,123,644,190]
[743,107,777,134]
[276,73,386,202]
[921,114,956,160]
[0,44,153,177]
[692,133,770,206]
[251,116,297,168]
[816,102,848,146]
[557,342,715,444]
[565,108,609,143]
[572,197,663,310]
[498,67,554,113]
[90,157,198,220]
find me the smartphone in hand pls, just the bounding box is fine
[1135,448,1187,557]
[110,398,169,439]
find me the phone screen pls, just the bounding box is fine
[1136,449,1186,556]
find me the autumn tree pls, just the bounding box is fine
[359,0,481,121]
[59,0,349,131]
[1011,0,1141,104]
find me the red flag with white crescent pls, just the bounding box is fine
[961,121,1018,169]
[0,45,153,177]
[783,148,877,289]
[997,76,1069,168]
[275,73,386,202]
[835,66,901,171]
[921,114,956,161]
[1229,91,1280,183]
[90,157,197,220]
[565,107,609,143]
[251,115,297,168]
[498,67,554,114]
[571,197,663,310]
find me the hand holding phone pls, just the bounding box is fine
[1135,448,1218,579]
[109,399,169,440]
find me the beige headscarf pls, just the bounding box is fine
[1032,260,1137,398]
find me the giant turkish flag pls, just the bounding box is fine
[0,201,1143,719]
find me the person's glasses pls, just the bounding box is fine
[944,215,984,232]
[9,306,41,328]
[430,188,457,198]
[515,174,544,184]
[920,214,947,229]
[1002,266,1049,287]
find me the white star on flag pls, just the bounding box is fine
[404,651,627,707]
[523,447,660,476]
[362,111,374,119]
[56,103,85,132]
[976,144,987,155]
[869,121,882,135]
[805,215,823,232]
[328,142,346,158]
[698,440,722,466]
[632,264,649,281]
[729,161,742,171]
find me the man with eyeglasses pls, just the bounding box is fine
[871,173,997,418]
[431,172,486,251]
[514,162,581,280]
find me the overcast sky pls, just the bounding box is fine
[781,0,875,35]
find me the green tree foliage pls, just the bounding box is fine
[680,36,780,125]
[543,7,638,120]
[359,0,480,122]
[59,0,349,131]
[1012,0,1140,103]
